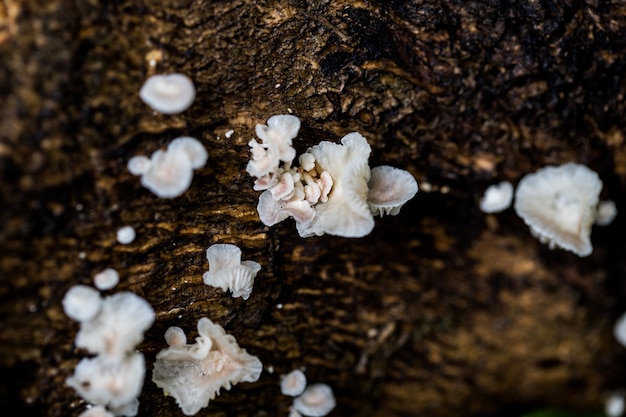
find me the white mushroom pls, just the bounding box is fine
[254,114,300,163]
[202,244,262,300]
[75,292,155,358]
[367,165,418,216]
[167,137,208,169]
[299,152,316,171]
[479,181,513,214]
[246,115,300,178]
[66,353,145,416]
[270,172,296,201]
[126,156,151,176]
[296,132,374,238]
[152,317,263,416]
[78,405,115,417]
[614,312,626,348]
[606,392,626,417]
[280,369,307,397]
[63,285,103,323]
[94,268,120,291]
[164,326,187,347]
[292,383,336,417]
[596,200,617,226]
[116,226,136,244]
[139,73,196,114]
[257,189,316,226]
[514,162,602,257]
[140,148,194,198]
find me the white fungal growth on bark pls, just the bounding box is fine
[152,317,263,416]
[139,73,196,114]
[247,115,418,238]
[202,244,261,300]
[479,181,513,214]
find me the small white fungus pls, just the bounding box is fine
[116,226,136,244]
[479,181,514,213]
[514,162,602,257]
[139,73,196,114]
[75,292,155,358]
[130,137,207,198]
[367,165,419,216]
[126,156,151,176]
[614,312,626,348]
[296,132,374,238]
[167,136,208,170]
[203,243,262,300]
[78,405,115,417]
[152,317,263,416]
[63,285,103,323]
[596,200,617,226]
[94,268,120,291]
[292,383,336,417]
[280,370,307,397]
[66,353,145,416]
[606,392,625,417]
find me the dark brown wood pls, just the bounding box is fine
[1,1,625,416]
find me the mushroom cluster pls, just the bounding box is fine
[128,136,207,198]
[63,286,155,416]
[152,317,263,416]
[247,114,418,238]
[202,243,261,300]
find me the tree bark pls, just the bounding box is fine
[1,0,625,416]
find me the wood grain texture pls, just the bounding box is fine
[1,1,625,416]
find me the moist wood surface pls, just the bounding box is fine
[1,1,625,416]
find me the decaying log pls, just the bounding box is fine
[1,1,626,416]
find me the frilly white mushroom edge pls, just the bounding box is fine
[152,317,263,416]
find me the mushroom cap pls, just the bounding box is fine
[66,352,145,414]
[203,244,262,300]
[280,369,307,397]
[367,165,418,216]
[614,311,626,348]
[78,405,115,417]
[139,73,195,114]
[596,200,617,226]
[164,326,187,347]
[141,148,194,198]
[63,285,103,323]
[94,268,120,291]
[75,292,155,357]
[606,392,626,417]
[479,181,513,214]
[152,317,263,416]
[292,383,336,417]
[514,163,602,257]
[127,156,151,176]
[167,136,208,169]
[116,226,136,244]
[296,132,374,238]
[255,114,300,163]
[257,189,316,226]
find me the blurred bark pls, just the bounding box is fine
[1,0,626,416]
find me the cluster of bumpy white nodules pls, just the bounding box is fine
[202,244,261,300]
[63,285,155,416]
[247,115,418,238]
[128,137,207,198]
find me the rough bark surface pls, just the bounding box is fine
[1,1,625,416]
